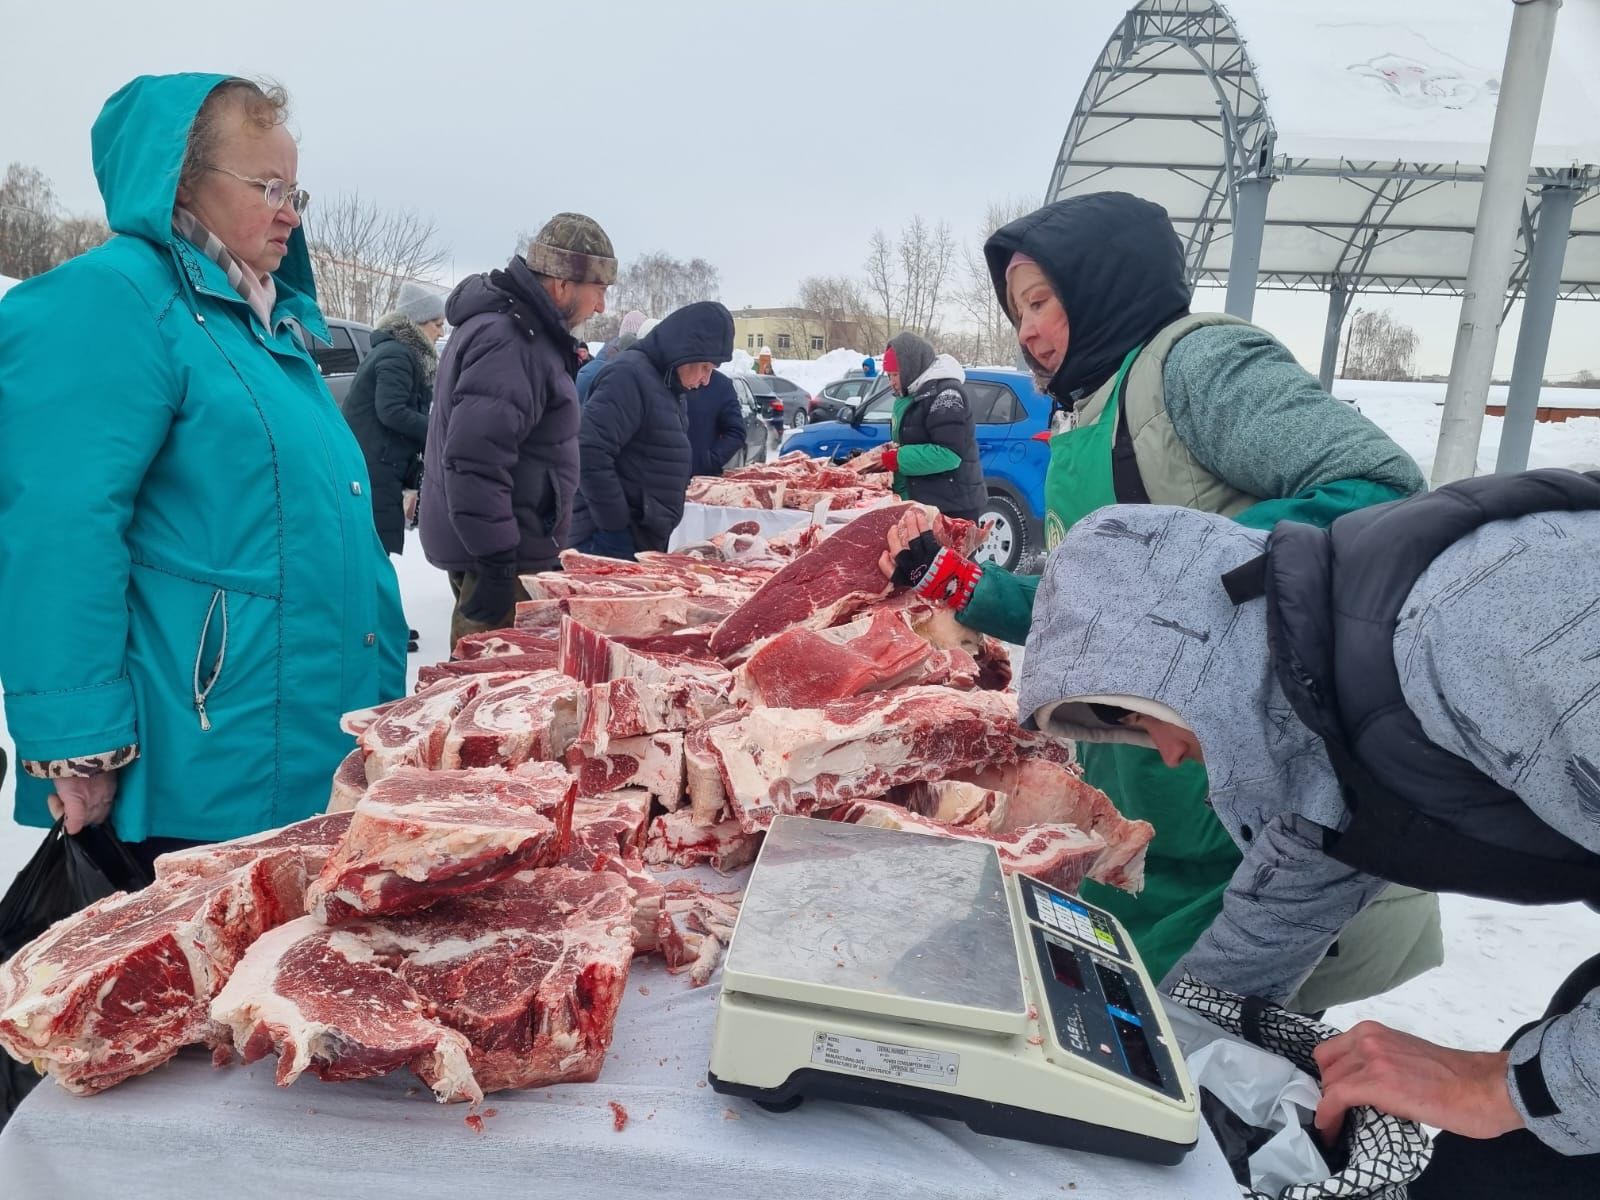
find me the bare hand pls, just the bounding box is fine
[1312,1021,1523,1144]
[48,771,119,835]
[402,489,420,527]
[878,506,935,581]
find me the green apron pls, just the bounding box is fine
[1040,347,1244,984]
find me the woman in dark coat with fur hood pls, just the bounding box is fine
[340,281,446,555]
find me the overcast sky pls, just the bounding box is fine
[3,0,1593,377]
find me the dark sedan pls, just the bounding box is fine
[724,373,780,469]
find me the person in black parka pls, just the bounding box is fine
[569,301,736,559]
[686,369,747,477]
[339,281,446,556]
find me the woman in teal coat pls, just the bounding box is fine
[0,74,406,862]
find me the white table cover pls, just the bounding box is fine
[0,954,1239,1199]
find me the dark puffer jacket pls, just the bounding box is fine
[419,257,582,572]
[339,314,436,554]
[568,301,735,551]
[686,370,746,476]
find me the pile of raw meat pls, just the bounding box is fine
[684,451,896,513]
[0,503,1152,1109]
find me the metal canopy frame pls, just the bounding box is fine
[1047,0,1600,409]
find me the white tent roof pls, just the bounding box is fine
[1048,0,1600,298]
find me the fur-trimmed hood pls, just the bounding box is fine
[372,310,439,383]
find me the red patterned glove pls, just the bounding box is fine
[879,444,900,472]
[891,531,982,610]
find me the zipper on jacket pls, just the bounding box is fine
[194,588,229,731]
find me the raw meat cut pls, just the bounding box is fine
[453,628,559,661]
[558,616,731,693]
[563,791,653,869]
[416,652,558,688]
[327,749,368,813]
[684,478,786,508]
[685,711,740,824]
[730,609,937,708]
[155,812,353,886]
[827,800,1145,895]
[359,674,521,782]
[589,853,665,952]
[306,764,574,923]
[212,916,483,1104]
[654,881,741,987]
[212,868,636,1099]
[701,686,1075,832]
[708,504,979,661]
[515,593,736,637]
[966,759,1153,892]
[566,732,684,803]
[0,857,306,1095]
[643,810,763,874]
[439,670,580,769]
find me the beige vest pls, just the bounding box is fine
[1069,312,1259,519]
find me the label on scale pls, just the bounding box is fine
[810,1032,960,1087]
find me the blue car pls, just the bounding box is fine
[783,368,1051,573]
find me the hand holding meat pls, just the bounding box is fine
[1312,1021,1523,1143]
[48,772,118,835]
[879,507,983,609]
[849,443,896,474]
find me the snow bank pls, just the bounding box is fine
[0,273,20,299]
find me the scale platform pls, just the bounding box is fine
[708,816,1198,1165]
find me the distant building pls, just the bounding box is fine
[730,306,903,360]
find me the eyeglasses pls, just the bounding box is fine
[205,165,311,215]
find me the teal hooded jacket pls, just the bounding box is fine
[0,73,407,842]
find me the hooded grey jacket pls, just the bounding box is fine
[1017,502,1600,1155]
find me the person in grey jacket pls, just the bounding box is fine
[420,213,615,648]
[568,300,735,559]
[1012,472,1600,1195]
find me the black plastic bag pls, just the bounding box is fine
[0,819,153,1121]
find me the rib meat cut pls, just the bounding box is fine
[211,867,636,1100]
[306,764,575,924]
[700,686,1075,831]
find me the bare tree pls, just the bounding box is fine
[863,229,897,346]
[796,274,876,353]
[610,251,721,318]
[53,215,111,262]
[0,163,63,279]
[861,216,957,343]
[1342,308,1420,381]
[305,191,449,324]
[953,197,1035,364]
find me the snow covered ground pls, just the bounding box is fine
[0,380,1594,1060]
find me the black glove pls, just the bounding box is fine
[890,531,945,588]
[461,551,517,625]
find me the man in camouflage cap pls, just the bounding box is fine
[420,212,616,646]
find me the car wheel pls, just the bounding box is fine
[974,492,1029,573]
[791,408,809,429]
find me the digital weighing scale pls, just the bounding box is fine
[707,816,1198,1164]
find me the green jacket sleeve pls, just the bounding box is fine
[954,565,1039,645]
[0,263,178,760]
[896,442,962,476]
[1163,325,1426,502]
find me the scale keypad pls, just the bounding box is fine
[1021,882,1127,959]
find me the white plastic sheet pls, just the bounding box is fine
[1167,1000,1330,1194]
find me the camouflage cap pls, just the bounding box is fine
[526,212,617,285]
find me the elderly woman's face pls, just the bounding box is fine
[1007,262,1070,377]
[181,109,301,280]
